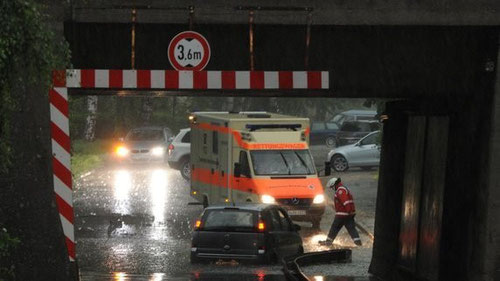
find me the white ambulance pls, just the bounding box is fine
[189,112,326,228]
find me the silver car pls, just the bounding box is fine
[326,131,381,172]
[115,127,173,163]
[167,128,191,180]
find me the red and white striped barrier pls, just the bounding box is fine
[49,87,75,261]
[52,70,329,90]
[49,69,329,261]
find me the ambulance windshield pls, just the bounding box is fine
[250,150,316,176]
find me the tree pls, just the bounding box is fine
[84,96,98,141]
[0,0,73,280]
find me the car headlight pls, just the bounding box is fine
[151,147,165,156]
[261,195,275,204]
[313,194,325,204]
[116,146,129,157]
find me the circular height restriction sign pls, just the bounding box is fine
[168,31,211,71]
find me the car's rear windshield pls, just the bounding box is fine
[201,209,257,232]
[126,129,164,141]
[181,131,190,143]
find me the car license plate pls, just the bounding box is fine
[132,154,148,160]
[288,210,306,216]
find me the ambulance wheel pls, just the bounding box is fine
[180,158,191,180]
[202,196,209,209]
[311,219,321,229]
[331,154,349,172]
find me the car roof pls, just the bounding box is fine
[204,203,275,212]
[340,110,377,115]
[342,120,379,124]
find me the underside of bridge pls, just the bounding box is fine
[57,1,500,279]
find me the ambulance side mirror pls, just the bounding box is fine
[324,162,331,176]
[234,163,241,178]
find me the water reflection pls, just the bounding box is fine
[303,233,362,251]
[113,272,126,281]
[150,169,168,225]
[113,170,132,214]
[100,272,368,281]
[150,273,165,281]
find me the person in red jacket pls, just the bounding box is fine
[319,177,362,246]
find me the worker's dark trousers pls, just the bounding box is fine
[327,215,361,243]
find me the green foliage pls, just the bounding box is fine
[70,96,376,140]
[0,0,70,173]
[72,139,112,155]
[0,227,20,280]
[71,139,112,177]
[71,154,102,178]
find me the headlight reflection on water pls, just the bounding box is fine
[112,168,170,238]
[113,272,164,281]
[113,272,126,281]
[150,273,165,281]
[114,170,132,201]
[150,169,168,225]
[113,170,132,215]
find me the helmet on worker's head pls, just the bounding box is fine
[327,177,341,189]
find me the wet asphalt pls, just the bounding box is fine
[74,147,377,280]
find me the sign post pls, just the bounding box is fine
[168,31,211,71]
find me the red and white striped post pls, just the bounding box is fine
[49,69,329,260]
[50,71,75,261]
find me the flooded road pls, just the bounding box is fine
[73,156,377,280]
[75,167,201,276]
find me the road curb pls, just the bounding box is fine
[282,249,352,281]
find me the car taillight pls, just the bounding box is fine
[195,220,201,229]
[168,144,174,155]
[258,221,265,231]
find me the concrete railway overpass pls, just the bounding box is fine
[45,1,500,280]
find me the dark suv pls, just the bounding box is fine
[190,204,303,264]
[309,121,340,147]
[336,120,381,147]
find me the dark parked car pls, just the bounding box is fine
[190,204,303,264]
[331,110,377,127]
[309,121,340,147]
[335,120,381,147]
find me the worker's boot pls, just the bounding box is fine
[354,238,362,246]
[318,238,333,246]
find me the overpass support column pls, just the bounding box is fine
[369,101,408,279]
[482,39,500,281]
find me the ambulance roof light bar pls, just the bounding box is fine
[246,124,302,131]
[191,111,268,115]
